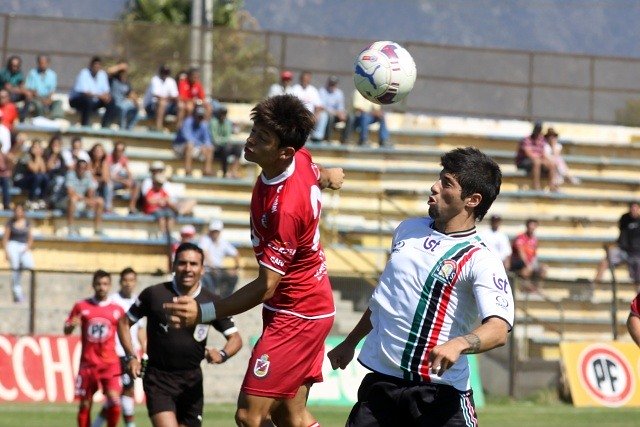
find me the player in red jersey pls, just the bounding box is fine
[64,269,125,427]
[165,94,344,427]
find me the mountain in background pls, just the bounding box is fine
[2,0,640,58]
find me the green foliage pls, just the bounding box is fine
[615,98,640,127]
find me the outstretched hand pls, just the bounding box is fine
[163,296,199,328]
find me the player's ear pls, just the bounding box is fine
[466,193,482,209]
[279,146,295,160]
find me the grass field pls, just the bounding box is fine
[1,399,639,426]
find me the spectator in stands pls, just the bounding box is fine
[267,70,294,97]
[103,62,139,130]
[58,157,104,236]
[174,105,214,176]
[510,218,547,292]
[43,134,67,207]
[479,214,512,270]
[593,202,640,291]
[107,141,134,203]
[128,160,165,214]
[543,127,580,188]
[141,170,177,235]
[199,219,240,297]
[3,203,34,303]
[627,292,640,347]
[347,89,390,147]
[315,75,351,143]
[62,136,90,170]
[0,89,19,131]
[0,55,30,108]
[0,128,21,210]
[89,143,113,213]
[177,67,210,127]
[515,121,557,191]
[20,139,48,210]
[143,64,179,131]
[69,56,112,126]
[24,54,63,120]
[209,105,242,178]
[291,71,323,122]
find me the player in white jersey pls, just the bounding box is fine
[92,268,146,427]
[329,147,514,427]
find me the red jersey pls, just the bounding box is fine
[631,293,640,317]
[0,103,18,130]
[250,148,334,318]
[65,298,124,367]
[512,232,538,264]
[178,79,205,101]
[143,186,170,214]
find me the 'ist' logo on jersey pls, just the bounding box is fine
[254,354,270,378]
[433,259,457,285]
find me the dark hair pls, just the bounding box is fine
[90,56,102,65]
[525,218,539,227]
[440,147,502,221]
[36,54,49,63]
[174,242,204,265]
[6,55,21,68]
[250,95,315,151]
[120,267,136,281]
[92,269,111,284]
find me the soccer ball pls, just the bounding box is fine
[354,41,417,105]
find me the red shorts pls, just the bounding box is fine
[241,308,334,399]
[74,363,122,400]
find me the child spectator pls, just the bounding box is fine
[143,64,179,131]
[209,106,242,178]
[24,54,63,120]
[174,105,214,176]
[68,56,111,126]
[3,203,34,303]
[88,143,113,213]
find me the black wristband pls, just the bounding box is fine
[124,354,136,363]
[219,349,229,363]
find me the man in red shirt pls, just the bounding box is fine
[142,172,177,235]
[510,218,547,292]
[165,95,344,427]
[177,67,211,128]
[515,121,557,191]
[0,89,18,131]
[64,270,125,427]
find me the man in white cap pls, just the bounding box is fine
[198,219,240,297]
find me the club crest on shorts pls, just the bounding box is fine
[253,354,270,378]
[433,259,457,285]
[193,324,209,342]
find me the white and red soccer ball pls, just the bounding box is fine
[354,41,417,105]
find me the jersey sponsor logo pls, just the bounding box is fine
[391,240,405,253]
[495,295,509,308]
[193,324,209,342]
[423,238,441,252]
[253,354,270,378]
[267,241,296,256]
[432,259,457,285]
[271,195,280,213]
[159,323,169,333]
[493,274,510,293]
[86,317,112,343]
[269,256,285,267]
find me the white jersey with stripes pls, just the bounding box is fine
[110,291,145,357]
[358,216,515,392]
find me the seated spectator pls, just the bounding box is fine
[141,171,177,235]
[291,71,323,124]
[174,105,214,176]
[315,75,351,143]
[103,62,139,130]
[0,130,23,210]
[267,70,294,97]
[0,89,19,131]
[19,139,48,210]
[88,143,113,213]
[510,218,547,292]
[43,134,67,207]
[3,203,34,303]
[68,56,112,126]
[0,55,30,107]
[107,141,134,198]
[543,128,580,187]
[479,214,512,270]
[143,64,178,131]
[198,219,240,297]
[593,202,640,292]
[347,89,389,147]
[171,224,198,258]
[57,158,104,236]
[515,121,557,191]
[209,106,242,178]
[177,67,210,127]
[23,54,63,120]
[62,136,90,170]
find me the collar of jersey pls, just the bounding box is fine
[260,157,296,185]
[171,279,202,298]
[90,297,112,306]
[431,219,477,238]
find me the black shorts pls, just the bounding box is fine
[143,366,203,426]
[347,371,478,427]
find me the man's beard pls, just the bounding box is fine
[428,205,438,219]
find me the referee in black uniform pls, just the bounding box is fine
[118,242,242,427]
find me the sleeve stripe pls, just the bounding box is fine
[258,260,285,275]
[223,326,238,336]
[126,312,140,323]
[482,315,513,332]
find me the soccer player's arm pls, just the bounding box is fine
[328,308,373,370]
[627,295,640,348]
[63,303,81,335]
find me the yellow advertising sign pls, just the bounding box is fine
[560,341,640,407]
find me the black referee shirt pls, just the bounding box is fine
[127,281,236,371]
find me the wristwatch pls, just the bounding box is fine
[124,354,136,363]
[219,349,229,363]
